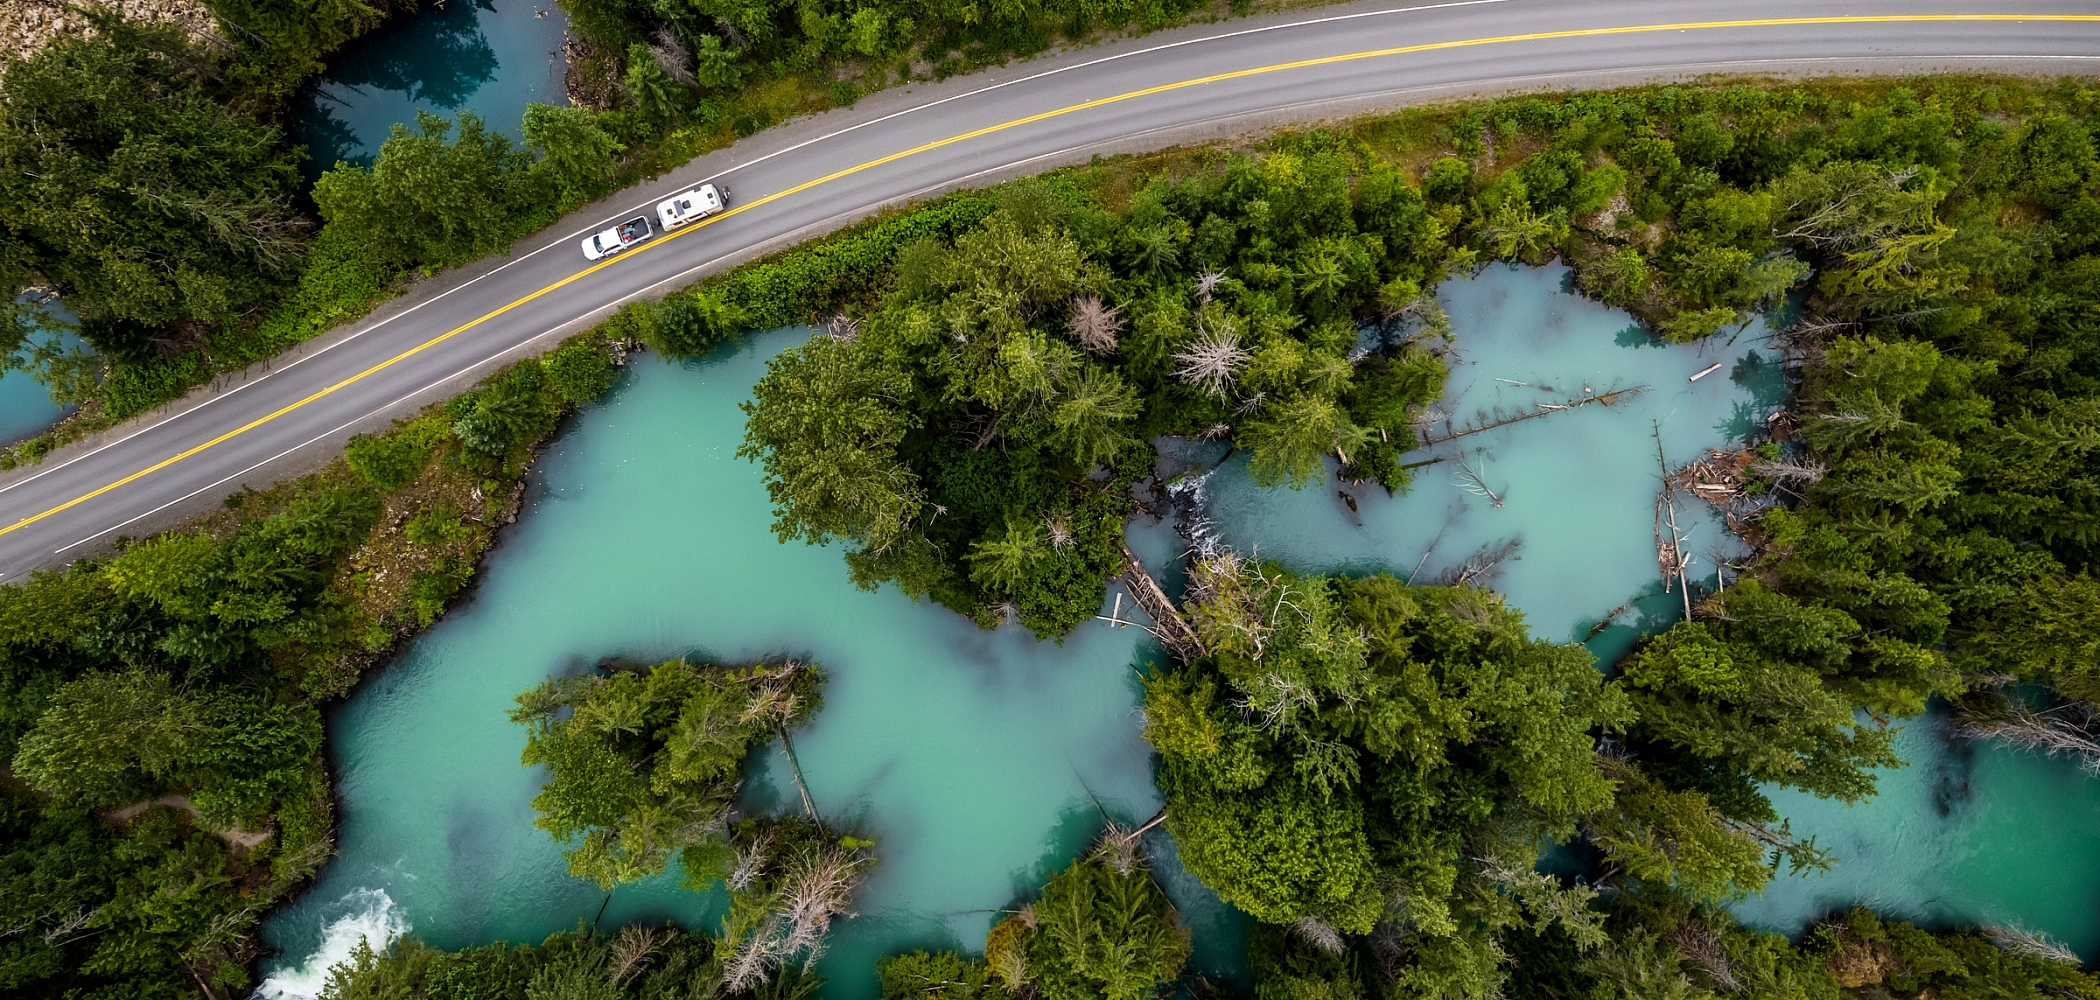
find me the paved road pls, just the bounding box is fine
[2,0,2096,579]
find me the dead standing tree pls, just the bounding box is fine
[1653,421,1694,619]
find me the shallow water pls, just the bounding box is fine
[1,297,83,445]
[0,363,66,446]
[297,0,570,173]
[1201,263,1784,661]
[260,265,2100,996]
[1732,710,2100,959]
[257,329,1240,999]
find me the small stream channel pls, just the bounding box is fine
[257,264,2100,997]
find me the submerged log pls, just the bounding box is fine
[776,726,823,830]
[1415,384,1647,448]
[1120,544,1206,663]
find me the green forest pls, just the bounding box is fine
[9,44,2100,1000]
[0,330,619,997]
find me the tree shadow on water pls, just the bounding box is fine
[1007,802,1109,905]
[296,101,366,173]
[330,0,501,109]
[294,0,501,173]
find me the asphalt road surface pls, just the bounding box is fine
[3,0,2097,580]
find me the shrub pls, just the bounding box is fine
[542,338,619,404]
[345,416,450,491]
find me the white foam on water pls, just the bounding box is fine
[254,888,407,1000]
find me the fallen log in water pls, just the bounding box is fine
[1119,544,1207,663]
[1415,384,1647,448]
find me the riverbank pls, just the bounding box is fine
[0,327,623,997]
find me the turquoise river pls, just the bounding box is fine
[257,264,2100,997]
[297,0,570,173]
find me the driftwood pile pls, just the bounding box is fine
[1669,448,1754,507]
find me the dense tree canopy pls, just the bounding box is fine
[511,658,822,887]
[319,922,740,1000]
[0,15,309,357]
[11,74,2100,998]
[0,335,619,997]
[1146,560,1627,996]
[556,0,1208,120]
[741,161,1455,637]
[199,0,419,107]
[986,849,1190,1000]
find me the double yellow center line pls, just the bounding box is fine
[6,12,2096,540]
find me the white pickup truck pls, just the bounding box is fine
[580,216,652,261]
[656,183,727,230]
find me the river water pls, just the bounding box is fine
[297,0,570,173]
[1735,710,2100,959]
[255,327,1240,999]
[1200,264,1781,663]
[258,264,2100,996]
[1,296,83,446]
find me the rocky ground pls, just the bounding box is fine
[1,0,220,71]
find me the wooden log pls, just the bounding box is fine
[1119,544,1206,663]
[1416,385,1647,447]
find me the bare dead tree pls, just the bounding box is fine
[823,312,860,343]
[1985,924,2081,965]
[1749,457,1826,486]
[1090,812,1164,877]
[1067,295,1124,355]
[727,827,774,892]
[1173,316,1250,398]
[1957,698,2100,775]
[650,28,697,87]
[1194,270,1225,304]
[713,16,749,47]
[1289,917,1346,955]
[36,906,100,947]
[1653,422,1694,617]
[722,914,785,992]
[1415,385,1647,447]
[1435,539,1520,588]
[1453,453,1504,508]
[1669,919,1742,992]
[1122,544,1206,661]
[722,838,872,990]
[777,843,867,961]
[954,408,1001,451]
[608,924,666,987]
